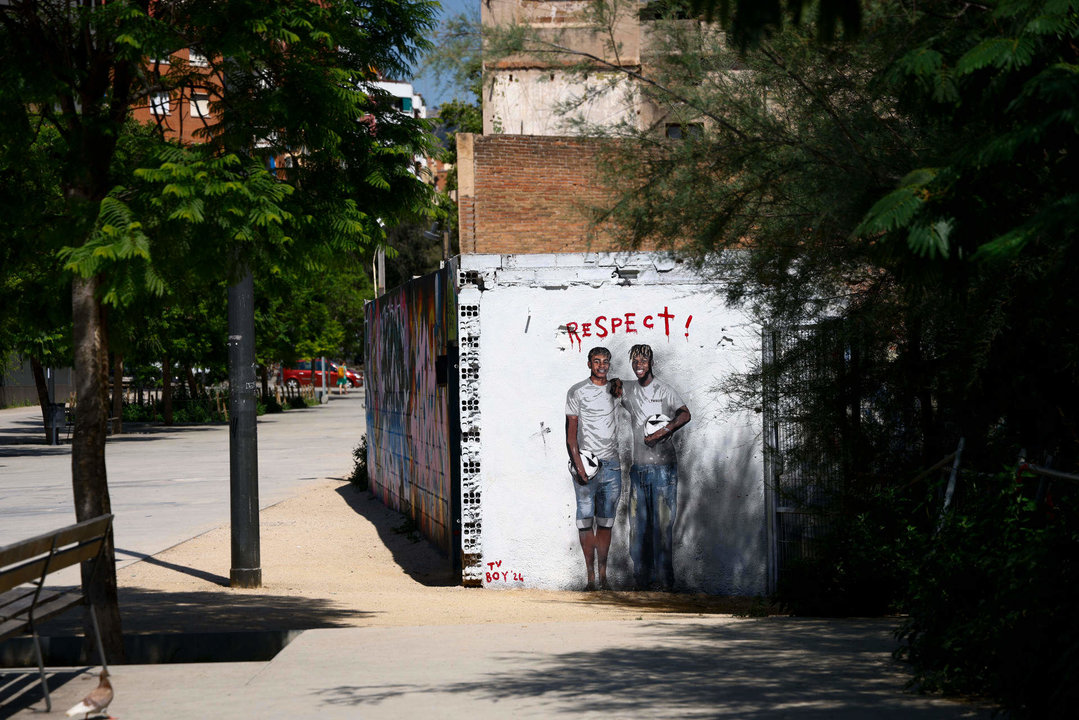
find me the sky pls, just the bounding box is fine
[411,0,477,112]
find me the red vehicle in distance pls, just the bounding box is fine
[279,359,363,388]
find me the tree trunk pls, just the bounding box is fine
[260,363,269,400]
[111,354,124,435]
[71,275,125,662]
[29,356,51,442]
[184,363,199,399]
[162,351,173,425]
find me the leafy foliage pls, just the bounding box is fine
[0,0,443,654]
[349,435,370,490]
[899,471,1079,718]
[501,0,1079,712]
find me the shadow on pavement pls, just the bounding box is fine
[32,587,375,637]
[579,588,781,616]
[333,484,457,588]
[114,547,230,586]
[315,618,988,718]
[0,416,54,451]
[0,416,221,452]
[0,668,85,720]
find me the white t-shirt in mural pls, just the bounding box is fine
[565,378,620,462]
[622,377,686,466]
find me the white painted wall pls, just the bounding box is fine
[463,253,767,595]
[485,70,640,135]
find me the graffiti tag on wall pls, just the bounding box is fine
[365,271,453,552]
[484,560,525,583]
[564,306,694,349]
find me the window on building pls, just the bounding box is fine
[190,91,211,119]
[150,91,170,116]
[401,96,413,112]
[188,49,208,67]
[665,123,703,140]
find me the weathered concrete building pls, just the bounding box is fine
[482,0,669,136]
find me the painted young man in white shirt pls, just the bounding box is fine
[612,344,691,590]
[565,346,622,591]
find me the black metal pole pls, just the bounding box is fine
[228,268,262,588]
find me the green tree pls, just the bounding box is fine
[488,0,1078,711]
[418,4,481,250]
[0,124,74,433]
[0,0,438,656]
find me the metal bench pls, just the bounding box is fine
[0,514,113,711]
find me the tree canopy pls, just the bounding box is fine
[0,0,440,656]
[485,1,1079,713]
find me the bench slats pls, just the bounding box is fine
[0,589,82,637]
[1,588,39,618]
[0,514,112,711]
[0,539,105,595]
[1,587,75,620]
[0,515,112,568]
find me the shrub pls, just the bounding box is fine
[260,395,284,414]
[121,402,157,422]
[349,435,369,490]
[775,486,914,616]
[897,471,1079,718]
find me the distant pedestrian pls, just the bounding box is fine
[336,363,349,395]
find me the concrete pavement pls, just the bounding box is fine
[1,393,993,719]
[0,392,363,585]
[2,618,990,719]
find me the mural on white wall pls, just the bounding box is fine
[564,346,622,592]
[474,256,767,596]
[613,343,693,592]
[566,343,693,592]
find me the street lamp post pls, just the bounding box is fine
[227,268,262,588]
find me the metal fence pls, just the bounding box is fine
[762,323,848,590]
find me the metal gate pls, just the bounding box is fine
[762,323,847,591]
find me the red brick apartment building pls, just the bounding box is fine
[129,48,218,144]
[456,1,682,256]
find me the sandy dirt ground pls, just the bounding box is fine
[105,478,766,635]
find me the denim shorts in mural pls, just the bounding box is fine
[573,459,622,529]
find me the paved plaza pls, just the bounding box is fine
[0,395,358,585]
[0,396,992,719]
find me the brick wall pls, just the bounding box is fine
[457,134,623,254]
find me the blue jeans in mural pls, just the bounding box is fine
[574,459,622,529]
[629,464,677,589]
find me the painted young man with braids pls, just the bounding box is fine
[610,344,691,590]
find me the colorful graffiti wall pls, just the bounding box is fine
[460,253,767,594]
[364,268,455,554]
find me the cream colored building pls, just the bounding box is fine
[483,0,700,136]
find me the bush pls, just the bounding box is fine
[897,472,1079,718]
[121,391,229,424]
[349,435,368,490]
[122,402,157,423]
[260,395,284,414]
[775,487,913,616]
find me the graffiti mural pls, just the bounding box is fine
[364,253,766,594]
[364,269,454,554]
[470,254,767,595]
